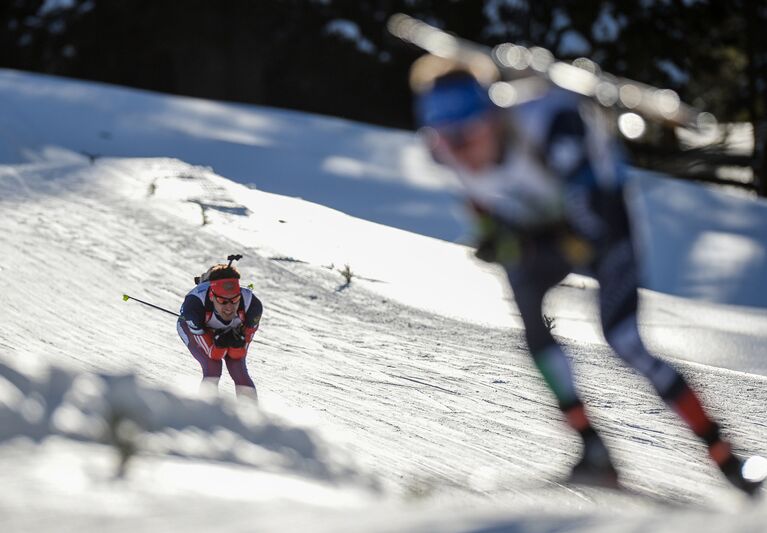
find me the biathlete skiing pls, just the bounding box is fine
[408,52,763,495]
[177,255,262,401]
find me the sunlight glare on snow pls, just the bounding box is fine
[136,459,366,507]
[743,456,767,483]
[468,465,501,492]
[687,231,764,298]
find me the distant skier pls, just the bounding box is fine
[177,259,262,401]
[408,53,762,495]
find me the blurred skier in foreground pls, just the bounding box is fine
[409,53,762,495]
[177,258,262,401]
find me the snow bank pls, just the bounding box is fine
[0,68,465,241]
[629,170,767,308]
[0,353,372,486]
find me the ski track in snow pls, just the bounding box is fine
[3,156,767,531]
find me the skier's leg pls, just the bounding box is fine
[225,356,258,401]
[506,246,576,408]
[602,312,720,442]
[177,320,223,391]
[506,245,614,480]
[509,273,578,415]
[596,238,759,492]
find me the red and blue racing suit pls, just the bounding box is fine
[177,282,262,392]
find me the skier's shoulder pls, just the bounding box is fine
[240,287,262,314]
[186,281,211,302]
[505,87,583,151]
[513,86,581,120]
[179,282,209,326]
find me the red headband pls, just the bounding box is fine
[209,278,241,298]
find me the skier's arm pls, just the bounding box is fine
[226,296,263,358]
[243,295,263,334]
[179,293,226,359]
[180,294,207,335]
[241,295,262,346]
[544,108,593,188]
[544,107,605,263]
[468,201,522,264]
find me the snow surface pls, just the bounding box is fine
[2,69,767,531]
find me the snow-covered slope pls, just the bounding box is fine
[0,69,465,241]
[3,69,767,311]
[2,70,767,532]
[629,170,767,307]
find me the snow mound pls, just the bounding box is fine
[0,353,374,487]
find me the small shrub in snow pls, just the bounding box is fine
[339,264,353,285]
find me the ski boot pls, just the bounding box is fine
[568,433,620,489]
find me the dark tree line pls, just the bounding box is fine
[3,1,766,179]
[3,1,765,127]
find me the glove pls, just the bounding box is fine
[191,331,225,360]
[227,326,252,359]
[228,327,246,349]
[472,212,521,265]
[213,329,239,348]
[206,331,227,360]
[474,237,498,263]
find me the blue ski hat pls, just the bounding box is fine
[415,73,495,129]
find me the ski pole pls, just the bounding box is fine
[122,294,180,317]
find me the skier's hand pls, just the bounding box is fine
[229,327,246,349]
[473,213,521,265]
[494,234,521,264]
[225,327,249,359]
[213,330,235,348]
[474,237,498,263]
[473,212,501,263]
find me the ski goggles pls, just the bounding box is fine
[212,292,241,305]
[426,117,492,155]
[433,123,478,150]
